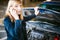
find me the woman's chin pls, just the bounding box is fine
[17,13,20,15]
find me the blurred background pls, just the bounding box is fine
[0,0,60,40]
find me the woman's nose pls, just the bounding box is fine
[17,6,21,11]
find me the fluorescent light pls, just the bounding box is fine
[46,0,51,1]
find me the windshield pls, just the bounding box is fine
[38,4,60,12]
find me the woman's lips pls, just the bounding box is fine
[17,11,21,14]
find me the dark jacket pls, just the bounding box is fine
[3,14,36,40]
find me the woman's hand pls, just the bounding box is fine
[34,6,40,15]
[9,7,19,20]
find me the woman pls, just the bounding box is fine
[3,0,39,40]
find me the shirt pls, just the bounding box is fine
[3,14,36,40]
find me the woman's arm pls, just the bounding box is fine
[14,20,23,36]
[24,7,40,21]
[3,16,15,37]
[24,14,36,21]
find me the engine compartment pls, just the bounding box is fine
[26,21,60,40]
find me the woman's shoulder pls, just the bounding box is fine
[5,16,10,19]
[4,16,11,21]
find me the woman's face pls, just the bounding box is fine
[10,2,22,14]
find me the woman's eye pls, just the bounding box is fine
[15,5,18,7]
[10,5,12,7]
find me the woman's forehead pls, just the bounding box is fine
[9,1,22,7]
[13,1,22,6]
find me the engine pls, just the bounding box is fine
[26,21,60,40]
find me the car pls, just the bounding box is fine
[22,2,60,40]
[37,1,60,12]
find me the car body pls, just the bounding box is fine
[22,1,60,40]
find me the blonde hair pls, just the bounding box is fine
[5,0,23,22]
